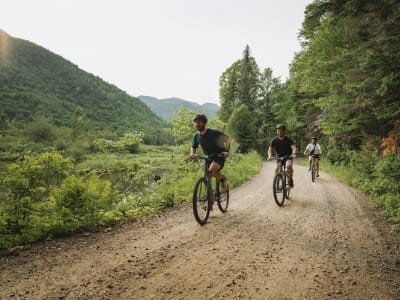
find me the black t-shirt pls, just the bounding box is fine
[269,136,294,157]
[192,128,229,155]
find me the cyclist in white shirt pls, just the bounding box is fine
[304,137,322,177]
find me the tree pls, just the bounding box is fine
[218,45,261,121]
[71,107,84,140]
[218,61,241,122]
[227,104,256,153]
[238,45,261,113]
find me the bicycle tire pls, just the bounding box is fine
[192,177,211,225]
[273,173,285,206]
[216,179,229,213]
[284,173,291,199]
[311,159,316,182]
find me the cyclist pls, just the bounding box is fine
[267,124,297,187]
[190,114,231,193]
[304,136,322,177]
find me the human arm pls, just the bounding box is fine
[223,136,231,157]
[291,144,297,159]
[267,146,273,160]
[304,144,309,155]
[190,147,197,158]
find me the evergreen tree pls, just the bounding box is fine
[227,104,256,153]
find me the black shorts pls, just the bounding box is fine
[212,156,225,170]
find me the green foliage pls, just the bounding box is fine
[219,45,261,121]
[169,108,199,144]
[227,104,256,153]
[25,116,57,144]
[92,132,143,154]
[290,0,400,147]
[51,174,117,230]
[0,150,73,248]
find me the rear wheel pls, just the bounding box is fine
[273,173,285,206]
[216,179,229,213]
[311,159,316,182]
[193,177,211,225]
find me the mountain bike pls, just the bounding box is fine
[271,155,292,206]
[191,154,229,225]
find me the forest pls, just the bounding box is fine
[0,0,399,251]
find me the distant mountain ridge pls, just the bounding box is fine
[0,29,166,143]
[138,96,219,120]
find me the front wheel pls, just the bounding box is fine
[216,179,229,213]
[311,159,316,182]
[193,177,211,225]
[284,173,291,199]
[273,173,285,206]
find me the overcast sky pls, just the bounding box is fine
[1,0,312,105]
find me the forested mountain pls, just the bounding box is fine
[138,95,219,120]
[0,29,166,142]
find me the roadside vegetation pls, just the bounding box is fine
[0,110,263,251]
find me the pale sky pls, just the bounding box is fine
[0,0,312,105]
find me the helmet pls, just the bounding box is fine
[193,114,208,122]
[276,123,286,129]
[311,136,317,140]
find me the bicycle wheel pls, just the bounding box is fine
[311,159,316,182]
[273,173,285,206]
[216,179,229,213]
[193,177,211,225]
[284,173,291,199]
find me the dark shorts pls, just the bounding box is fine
[212,156,225,170]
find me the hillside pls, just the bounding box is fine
[0,29,166,142]
[138,95,219,120]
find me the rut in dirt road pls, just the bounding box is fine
[1,162,399,299]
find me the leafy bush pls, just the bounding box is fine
[92,132,143,154]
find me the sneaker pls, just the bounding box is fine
[289,178,294,188]
[308,168,311,171]
[220,178,228,193]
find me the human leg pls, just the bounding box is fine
[209,161,228,193]
[274,162,279,173]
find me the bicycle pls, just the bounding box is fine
[191,154,229,225]
[271,155,292,206]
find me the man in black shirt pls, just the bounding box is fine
[267,124,297,187]
[190,114,231,193]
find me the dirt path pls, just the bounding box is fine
[1,162,399,299]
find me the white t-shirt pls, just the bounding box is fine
[304,143,322,154]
